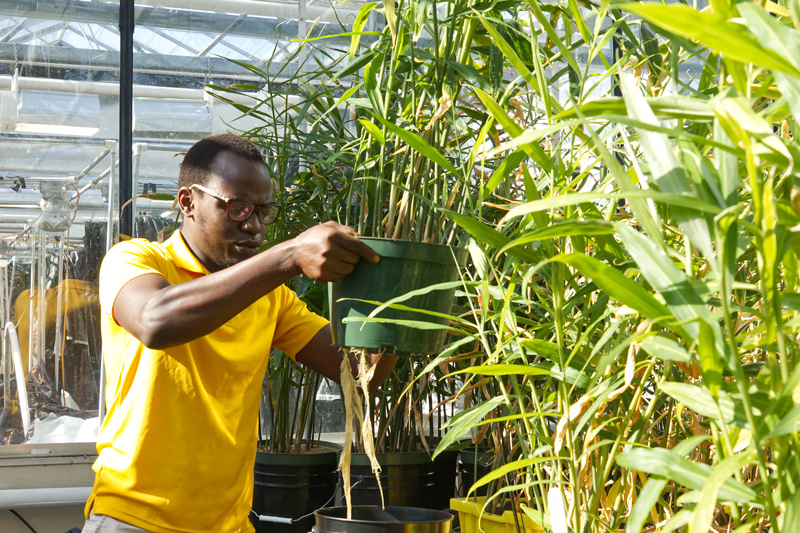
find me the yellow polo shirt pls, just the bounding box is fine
[85,230,328,533]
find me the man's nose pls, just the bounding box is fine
[240,212,266,235]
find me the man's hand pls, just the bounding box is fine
[289,222,380,282]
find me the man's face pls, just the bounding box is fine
[188,150,273,272]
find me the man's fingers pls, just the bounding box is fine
[332,248,361,267]
[340,235,380,264]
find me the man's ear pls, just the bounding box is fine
[177,187,194,219]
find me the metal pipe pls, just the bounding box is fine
[1,264,7,414]
[7,256,15,333]
[105,145,117,254]
[0,75,312,106]
[36,229,45,370]
[0,487,93,509]
[102,0,351,25]
[53,239,65,395]
[0,75,302,105]
[99,144,118,425]
[0,134,109,146]
[27,244,34,372]
[5,321,30,437]
[131,143,146,235]
[72,147,111,183]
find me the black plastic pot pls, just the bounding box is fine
[457,446,493,497]
[345,450,459,510]
[251,446,340,533]
[329,238,468,355]
[314,506,454,533]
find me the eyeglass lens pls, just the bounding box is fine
[228,201,280,225]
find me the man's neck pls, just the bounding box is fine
[179,226,221,273]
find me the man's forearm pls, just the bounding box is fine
[126,241,300,349]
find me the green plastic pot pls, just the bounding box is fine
[329,238,468,355]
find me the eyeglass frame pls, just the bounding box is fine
[189,183,283,225]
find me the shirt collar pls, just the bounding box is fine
[163,230,210,276]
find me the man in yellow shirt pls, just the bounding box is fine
[83,134,396,532]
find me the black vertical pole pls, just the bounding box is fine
[119,0,134,237]
[612,36,622,98]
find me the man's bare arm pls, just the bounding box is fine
[296,325,398,393]
[113,222,379,350]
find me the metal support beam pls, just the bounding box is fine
[196,13,247,57]
[119,0,133,238]
[0,42,291,80]
[0,0,350,40]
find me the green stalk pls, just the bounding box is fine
[720,147,781,530]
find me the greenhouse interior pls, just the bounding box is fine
[1,0,799,532]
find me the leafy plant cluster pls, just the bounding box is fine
[214,0,800,530]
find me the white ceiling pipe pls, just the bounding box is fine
[102,0,362,26]
[0,75,304,107]
[0,487,93,509]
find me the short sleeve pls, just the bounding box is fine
[99,239,165,319]
[271,285,329,359]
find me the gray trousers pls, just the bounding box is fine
[82,513,151,532]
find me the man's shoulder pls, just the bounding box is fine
[106,237,167,259]
[101,238,171,272]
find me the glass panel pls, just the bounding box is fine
[0,5,118,444]
[0,0,363,451]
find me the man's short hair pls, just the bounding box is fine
[178,134,266,189]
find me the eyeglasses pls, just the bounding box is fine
[190,184,282,225]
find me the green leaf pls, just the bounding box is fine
[619,73,714,260]
[619,3,800,77]
[499,221,615,254]
[358,118,385,145]
[332,49,376,82]
[472,88,553,173]
[482,149,527,201]
[436,397,505,456]
[363,280,465,319]
[521,339,561,360]
[445,60,491,93]
[457,364,555,377]
[341,316,462,333]
[640,336,691,363]
[349,3,380,59]
[712,95,793,165]
[568,106,666,243]
[475,14,541,99]
[551,253,686,337]
[364,55,385,118]
[616,447,757,503]
[370,113,460,176]
[766,403,800,437]
[499,189,721,226]
[697,321,723,398]
[442,210,537,263]
[780,487,800,530]
[659,382,748,426]
[617,222,714,343]
[627,477,668,533]
[468,456,564,496]
[523,0,583,80]
[557,96,715,122]
[690,452,756,533]
[142,193,174,201]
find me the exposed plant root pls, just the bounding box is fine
[339,348,384,519]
